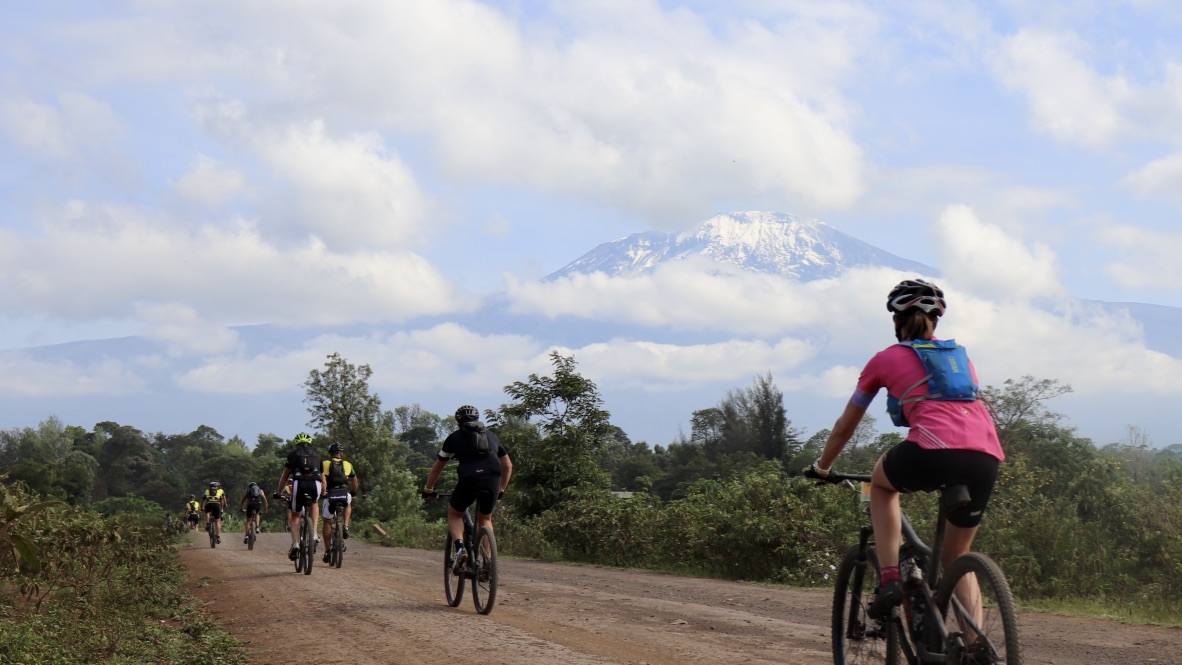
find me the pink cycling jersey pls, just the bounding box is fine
[850,341,1003,461]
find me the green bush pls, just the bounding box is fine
[0,483,245,664]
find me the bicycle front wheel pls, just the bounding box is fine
[936,552,1021,665]
[444,535,464,607]
[333,519,344,569]
[471,526,498,615]
[301,513,314,576]
[832,543,902,665]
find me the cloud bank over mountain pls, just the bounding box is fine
[3,209,1179,448]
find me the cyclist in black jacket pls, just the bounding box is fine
[423,405,513,572]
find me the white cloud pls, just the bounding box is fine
[252,119,434,251]
[0,92,123,159]
[1097,225,1182,290]
[990,29,1129,148]
[0,201,464,326]
[933,204,1063,300]
[40,2,870,226]
[171,154,245,207]
[505,260,898,337]
[137,303,240,357]
[1121,152,1182,208]
[0,352,146,396]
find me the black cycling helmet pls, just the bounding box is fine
[887,279,946,318]
[189,494,195,500]
[455,404,480,423]
[248,481,257,488]
[209,481,219,489]
[328,442,343,455]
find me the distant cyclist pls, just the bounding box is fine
[239,481,269,543]
[276,432,324,561]
[202,481,228,544]
[321,442,359,563]
[423,405,513,572]
[185,495,201,532]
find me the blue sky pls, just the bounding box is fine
[3,1,1182,447]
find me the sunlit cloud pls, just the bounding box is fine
[990,29,1129,148]
[0,352,146,396]
[1096,225,1182,291]
[171,154,245,207]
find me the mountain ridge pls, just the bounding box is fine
[546,211,935,281]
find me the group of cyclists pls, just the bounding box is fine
[184,404,513,572]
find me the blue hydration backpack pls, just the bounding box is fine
[886,339,978,427]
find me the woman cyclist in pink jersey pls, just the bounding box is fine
[808,278,1004,619]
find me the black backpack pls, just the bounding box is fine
[247,485,261,499]
[464,423,490,456]
[327,459,348,488]
[289,443,321,477]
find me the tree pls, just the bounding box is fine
[494,352,613,515]
[303,353,418,521]
[707,371,798,460]
[980,376,1072,445]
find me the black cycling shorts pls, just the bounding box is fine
[449,476,500,516]
[881,440,1000,528]
[244,502,262,517]
[204,503,223,520]
[187,512,200,523]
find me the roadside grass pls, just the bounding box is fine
[1,484,247,664]
[1017,596,1182,628]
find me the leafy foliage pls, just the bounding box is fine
[303,352,419,521]
[0,482,244,663]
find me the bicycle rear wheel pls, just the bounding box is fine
[444,535,464,606]
[247,521,255,550]
[936,552,1021,665]
[832,543,902,665]
[208,522,216,549]
[471,526,498,615]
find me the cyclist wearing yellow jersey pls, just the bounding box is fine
[202,481,228,543]
[185,495,202,532]
[321,442,358,561]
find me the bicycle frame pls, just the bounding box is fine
[828,472,982,665]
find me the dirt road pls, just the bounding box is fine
[179,532,1182,664]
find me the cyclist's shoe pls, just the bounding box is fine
[288,544,299,561]
[452,548,467,574]
[343,525,349,539]
[323,549,332,564]
[216,535,222,544]
[867,578,904,620]
[243,536,249,544]
[314,534,321,544]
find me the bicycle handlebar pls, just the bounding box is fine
[804,468,870,491]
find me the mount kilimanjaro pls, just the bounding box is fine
[546,211,934,281]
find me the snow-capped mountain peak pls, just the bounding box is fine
[546,211,933,281]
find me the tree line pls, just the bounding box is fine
[3,350,1181,620]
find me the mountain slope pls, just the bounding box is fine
[546,211,935,280]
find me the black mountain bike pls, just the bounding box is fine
[277,487,318,575]
[813,470,1021,665]
[435,493,498,615]
[244,509,259,551]
[324,495,348,569]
